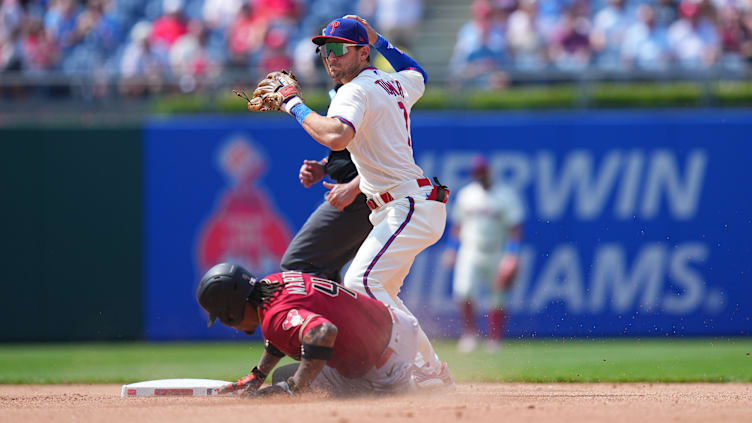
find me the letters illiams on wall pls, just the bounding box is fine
[144,112,752,339]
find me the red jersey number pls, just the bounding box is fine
[397,101,411,146]
[311,278,358,299]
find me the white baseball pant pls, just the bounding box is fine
[343,182,446,373]
[453,249,505,308]
[311,306,419,395]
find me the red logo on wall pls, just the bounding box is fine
[196,137,292,276]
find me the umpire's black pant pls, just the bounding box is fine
[280,193,372,283]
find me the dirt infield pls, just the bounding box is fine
[1,383,750,423]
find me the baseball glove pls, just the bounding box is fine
[234,70,302,112]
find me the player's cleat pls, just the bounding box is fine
[413,362,455,391]
[457,334,478,354]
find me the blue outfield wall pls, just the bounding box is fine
[144,111,752,340]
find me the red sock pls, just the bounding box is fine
[489,308,506,341]
[461,300,475,335]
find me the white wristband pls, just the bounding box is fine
[283,96,303,115]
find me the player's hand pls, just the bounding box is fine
[441,248,457,269]
[342,15,378,45]
[218,371,265,395]
[249,380,295,398]
[299,160,325,188]
[323,181,359,211]
[494,255,520,291]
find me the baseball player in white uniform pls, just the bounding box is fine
[443,156,524,353]
[270,15,453,388]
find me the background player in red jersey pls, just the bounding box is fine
[196,262,422,396]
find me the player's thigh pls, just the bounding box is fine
[383,258,417,297]
[344,226,420,298]
[356,199,444,283]
[403,198,447,245]
[368,196,446,245]
[383,200,448,291]
[343,203,412,294]
[360,307,418,393]
[342,241,400,307]
[453,253,496,300]
[452,255,482,299]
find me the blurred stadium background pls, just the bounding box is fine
[3,0,752,119]
[1,0,751,382]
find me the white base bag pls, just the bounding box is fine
[121,378,233,397]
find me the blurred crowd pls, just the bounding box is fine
[1,0,750,97]
[0,0,423,96]
[450,0,752,88]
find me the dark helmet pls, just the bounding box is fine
[196,263,257,327]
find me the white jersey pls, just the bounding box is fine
[327,67,425,197]
[452,181,525,254]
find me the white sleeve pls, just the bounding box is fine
[327,83,368,133]
[392,70,425,109]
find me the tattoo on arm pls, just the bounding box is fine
[257,351,283,377]
[292,322,338,391]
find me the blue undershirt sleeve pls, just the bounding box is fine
[373,34,428,84]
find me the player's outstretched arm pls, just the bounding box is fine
[246,70,352,150]
[297,111,355,151]
[254,321,338,397]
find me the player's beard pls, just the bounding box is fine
[327,58,364,84]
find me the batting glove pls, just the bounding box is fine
[218,366,266,395]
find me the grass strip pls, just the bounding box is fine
[1,338,750,384]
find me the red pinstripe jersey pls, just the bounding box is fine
[258,271,392,378]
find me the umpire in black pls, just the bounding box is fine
[279,136,372,282]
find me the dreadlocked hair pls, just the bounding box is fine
[247,279,284,309]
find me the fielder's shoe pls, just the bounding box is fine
[413,362,455,391]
